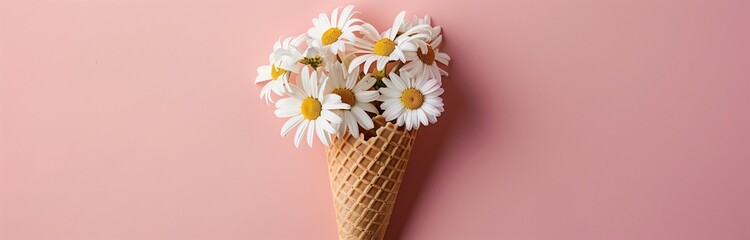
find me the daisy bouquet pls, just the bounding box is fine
[254,5,449,240]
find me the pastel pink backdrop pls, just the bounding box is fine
[2,0,749,239]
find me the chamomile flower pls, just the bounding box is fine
[348,11,431,73]
[271,34,307,71]
[398,15,431,34]
[298,45,332,71]
[326,63,379,137]
[378,71,444,131]
[256,35,306,103]
[403,25,451,80]
[275,67,350,148]
[307,5,361,56]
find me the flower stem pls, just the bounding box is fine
[392,61,404,74]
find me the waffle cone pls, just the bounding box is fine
[325,116,418,240]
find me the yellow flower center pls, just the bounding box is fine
[332,88,356,106]
[417,45,436,65]
[299,57,323,69]
[300,97,322,120]
[373,38,396,56]
[321,28,343,46]
[271,64,287,80]
[372,69,385,79]
[400,88,424,110]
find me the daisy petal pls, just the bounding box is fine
[323,102,350,110]
[422,103,441,116]
[255,66,271,83]
[403,110,412,130]
[355,90,380,102]
[322,110,343,124]
[318,117,336,134]
[353,76,376,92]
[417,109,429,126]
[388,73,407,90]
[345,112,358,137]
[378,87,401,98]
[310,71,319,98]
[315,119,329,146]
[275,98,301,108]
[390,11,406,39]
[281,115,304,136]
[411,110,420,130]
[376,58,388,71]
[322,94,343,105]
[351,107,374,129]
[348,55,369,73]
[274,105,301,118]
[301,67,312,95]
[420,79,441,94]
[307,120,315,147]
[294,121,309,148]
[336,112,346,137]
[382,103,405,121]
[356,102,379,114]
[426,88,444,98]
[339,5,354,28]
[380,98,400,110]
[364,57,377,73]
[427,113,438,123]
[330,7,339,28]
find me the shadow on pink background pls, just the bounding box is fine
[2,0,750,239]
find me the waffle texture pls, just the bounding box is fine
[326,116,418,240]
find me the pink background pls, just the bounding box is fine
[2,0,750,239]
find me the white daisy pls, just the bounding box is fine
[403,25,451,80]
[348,11,431,73]
[256,35,306,103]
[307,5,361,56]
[398,15,431,34]
[275,67,350,148]
[325,62,380,138]
[271,34,307,71]
[298,45,332,71]
[378,70,444,131]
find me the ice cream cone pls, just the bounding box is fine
[325,116,418,240]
